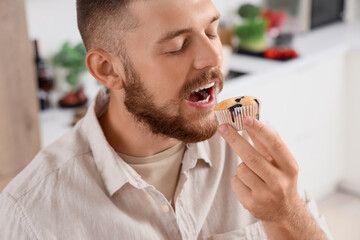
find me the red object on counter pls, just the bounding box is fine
[59,87,88,108]
[262,9,287,31]
[263,48,298,60]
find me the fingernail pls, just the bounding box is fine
[218,125,229,135]
[244,117,253,127]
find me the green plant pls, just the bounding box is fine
[235,19,267,42]
[53,42,87,87]
[235,4,267,52]
[238,4,260,19]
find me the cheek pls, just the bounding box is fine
[146,59,191,102]
[128,56,182,102]
[128,44,191,103]
[216,40,224,68]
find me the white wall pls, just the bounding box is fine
[25,0,82,59]
[212,0,262,23]
[25,0,262,59]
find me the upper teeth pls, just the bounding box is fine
[192,82,215,93]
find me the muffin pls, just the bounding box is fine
[215,96,261,131]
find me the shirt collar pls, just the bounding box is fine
[82,87,142,196]
[182,141,213,172]
[81,87,213,196]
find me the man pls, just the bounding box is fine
[0,0,333,239]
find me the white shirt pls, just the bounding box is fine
[0,87,333,240]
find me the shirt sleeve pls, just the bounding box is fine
[0,193,38,240]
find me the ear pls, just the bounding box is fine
[85,49,125,90]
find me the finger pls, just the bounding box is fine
[244,130,273,162]
[218,124,276,183]
[236,163,266,190]
[231,175,251,204]
[243,117,298,175]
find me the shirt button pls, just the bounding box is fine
[161,205,170,213]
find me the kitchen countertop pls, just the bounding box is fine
[39,20,360,148]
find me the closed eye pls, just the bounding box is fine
[168,39,190,56]
[207,34,218,40]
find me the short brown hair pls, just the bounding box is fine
[76,0,139,56]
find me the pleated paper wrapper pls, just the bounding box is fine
[215,104,261,131]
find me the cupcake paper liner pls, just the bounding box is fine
[215,104,261,131]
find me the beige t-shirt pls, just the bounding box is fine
[118,142,185,203]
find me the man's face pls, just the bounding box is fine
[120,0,224,143]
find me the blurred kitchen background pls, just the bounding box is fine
[1,0,360,238]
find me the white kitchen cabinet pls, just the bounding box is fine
[218,21,360,201]
[341,50,360,194]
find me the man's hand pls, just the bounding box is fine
[218,117,327,240]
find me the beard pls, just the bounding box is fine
[122,59,224,143]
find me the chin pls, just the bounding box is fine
[186,109,216,121]
[181,128,218,143]
[180,117,219,143]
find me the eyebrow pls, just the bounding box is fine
[156,13,221,44]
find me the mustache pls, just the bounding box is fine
[180,69,224,100]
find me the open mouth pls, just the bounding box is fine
[187,82,215,104]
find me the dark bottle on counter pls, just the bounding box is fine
[34,40,54,110]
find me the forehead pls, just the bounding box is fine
[130,0,219,37]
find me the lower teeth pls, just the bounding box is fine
[198,95,210,103]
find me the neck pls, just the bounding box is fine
[99,91,180,157]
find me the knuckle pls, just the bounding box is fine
[290,162,299,177]
[243,199,255,211]
[269,175,280,186]
[236,163,246,175]
[258,191,273,205]
[272,137,283,151]
[274,181,287,197]
[272,181,280,192]
[244,153,258,166]
[264,153,273,162]
[256,123,266,134]
[226,133,237,144]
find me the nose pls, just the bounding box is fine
[193,35,223,71]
